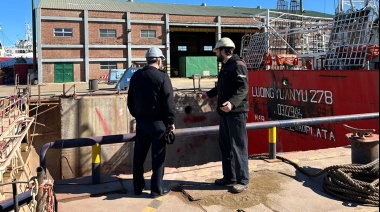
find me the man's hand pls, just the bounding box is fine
[168,124,175,131]
[220,101,233,113]
[201,92,209,100]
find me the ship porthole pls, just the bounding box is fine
[282,78,290,86]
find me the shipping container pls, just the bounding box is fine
[14,63,33,84]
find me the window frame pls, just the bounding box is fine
[100,62,117,70]
[99,29,117,38]
[178,46,187,51]
[203,46,213,51]
[140,30,156,38]
[54,28,73,37]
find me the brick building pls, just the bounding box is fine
[36,0,328,83]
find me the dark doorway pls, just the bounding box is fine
[170,31,216,76]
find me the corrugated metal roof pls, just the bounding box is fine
[38,0,333,18]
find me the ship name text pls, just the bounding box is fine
[252,87,333,105]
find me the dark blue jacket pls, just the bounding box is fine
[127,65,175,126]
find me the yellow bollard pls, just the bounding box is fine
[92,144,101,184]
[269,127,277,159]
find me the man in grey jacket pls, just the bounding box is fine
[202,37,250,193]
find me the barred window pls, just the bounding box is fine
[141,30,156,38]
[204,46,213,51]
[178,46,187,51]
[100,62,117,70]
[54,28,73,37]
[100,29,117,38]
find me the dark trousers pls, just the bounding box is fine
[133,120,166,195]
[219,112,249,185]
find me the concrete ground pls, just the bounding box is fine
[55,146,379,212]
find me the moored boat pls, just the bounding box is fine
[0,23,34,67]
[242,0,379,154]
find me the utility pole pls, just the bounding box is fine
[32,0,37,76]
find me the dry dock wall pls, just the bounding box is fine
[56,92,220,179]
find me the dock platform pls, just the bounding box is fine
[55,146,379,212]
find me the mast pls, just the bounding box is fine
[288,0,300,54]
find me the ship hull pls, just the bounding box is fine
[247,69,379,154]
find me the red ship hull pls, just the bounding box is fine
[247,69,379,154]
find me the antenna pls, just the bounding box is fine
[25,23,32,42]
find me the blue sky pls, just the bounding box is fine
[0,0,337,47]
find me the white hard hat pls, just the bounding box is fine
[145,47,165,60]
[213,37,235,52]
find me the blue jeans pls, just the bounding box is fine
[219,112,249,185]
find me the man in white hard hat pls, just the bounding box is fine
[202,37,250,193]
[128,46,175,197]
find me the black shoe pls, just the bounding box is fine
[134,185,148,195]
[151,188,170,198]
[214,178,236,186]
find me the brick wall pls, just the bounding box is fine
[42,49,84,59]
[40,9,256,82]
[42,63,55,83]
[89,49,126,58]
[88,23,126,45]
[41,9,82,17]
[170,15,217,23]
[131,49,167,60]
[88,11,126,19]
[221,16,253,24]
[41,21,83,44]
[131,13,164,21]
[131,24,166,45]
[89,62,127,79]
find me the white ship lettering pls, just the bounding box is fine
[252,87,333,105]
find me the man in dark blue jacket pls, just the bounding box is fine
[127,47,175,197]
[202,37,250,193]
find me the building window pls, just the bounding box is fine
[100,62,117,70]
[141,30,156,38]
[178,46,187,51]
[100,29,116,38]
[54,28,73,37]
[204,46,213,51]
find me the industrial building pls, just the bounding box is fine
[36,0,329,83]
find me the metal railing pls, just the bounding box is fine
[39,112,379,184]
[1,112,378,211]
[0,94,34,183]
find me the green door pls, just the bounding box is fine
[54,63,74,83]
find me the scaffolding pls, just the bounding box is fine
[324,1,379,69]
[240,0,379,70]
[241,10,332,69]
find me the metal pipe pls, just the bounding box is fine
[40,133,136,171]
[12,179,18,212]
[39,112,379,172]
[0,190,32,211]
